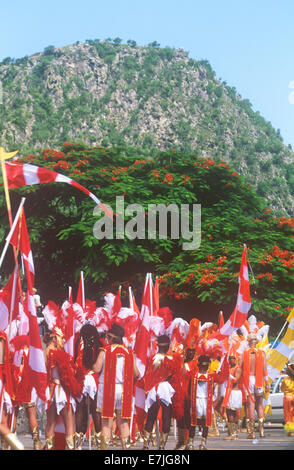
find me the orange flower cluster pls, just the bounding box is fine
[41,149,65,161]
[199,273,218,285]
[216,256,227,266]
[52,160,70,170]
[182,175,191,184]
[162,173,174,184]
[277,216,294,228]
[76,159,90,167]
[152,169,160,179]
[193,158,216,169]
[257,272,274,282]
[112,167,128,175]
[259,245,294,269]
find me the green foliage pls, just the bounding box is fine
[1,145,292,333]
[0,39,293,217]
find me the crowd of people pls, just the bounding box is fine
[0,290,293,451]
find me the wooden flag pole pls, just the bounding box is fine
[0,147,19,227]
[0,147,24,300]
[0,197,25,270]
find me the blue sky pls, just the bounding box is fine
[1,0,294,148]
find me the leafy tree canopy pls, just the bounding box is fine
[1,144,293,337]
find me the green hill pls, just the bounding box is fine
[0,39,293,216]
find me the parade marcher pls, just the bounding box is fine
[43,327,85,450]
[10,334,43,450]
[174,346,198,450]
[93,323,140,450]
[0,330,16,450]
[221,353,243,440]
[187,338,229,450]
[0,422,24,450]
[207,355,222,437]
[238,333,269,439]
[33,288,46,337]
[281,363,294,437]
[143,335,183,450]
[74,323,104,449]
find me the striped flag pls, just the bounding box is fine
[76,271,85,309]
[9,209,47,402]
[133,273,154,430]
[134,273,153,377]
[10,210,35,286]
[211,245,251,340]
[267,308,294,384]
[5,161,113,218]
[0,267,19,331]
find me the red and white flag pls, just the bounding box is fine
[76,271,85,309]
[128,287,140,316]
[9,210,35,287]
[134,273,153,377]
[9,209,47,402]
[212,245,251,341]
[5,161,113,218]
[62,299,75,358]
[0,267,19,331]
[153,276,159,316]
[133,274,154,429]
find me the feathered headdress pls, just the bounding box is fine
[114,307,140,349]
[43,301,65,347]
[239,314,269,349]
[165,317,190,351]
[157,307,173,329]
[195,337,222,359]
[186,318,200,349]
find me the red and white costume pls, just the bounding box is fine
[0,331,14,415]
[97,344,134,419]
[45,345,85,415]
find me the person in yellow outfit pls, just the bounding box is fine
[281,363,294,437]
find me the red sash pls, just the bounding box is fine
[190,373,214,427]
[102,345,134,419]
[243,348,265,389]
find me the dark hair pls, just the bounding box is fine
[109,323,125,338]
[74,323,103,369]
[43,331,53,346]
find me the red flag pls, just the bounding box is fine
[10,211,35,289]
[153,276,159,316]
[5,161,113,218]
[9,209,47,402]
[76,272,85,309]
[129,287,140,316]
[134,273,153,377]
[112,286,122,320]
[62,300,75,358]
[211,245,251,341]
[218,311,224,329]
[0,267,19,331]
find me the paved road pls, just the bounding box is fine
[12,423,294,451]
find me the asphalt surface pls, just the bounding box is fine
[10,422,294,452]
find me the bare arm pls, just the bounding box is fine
[133,359,140,379]
[263,351,269,393]
[92,350,105,374]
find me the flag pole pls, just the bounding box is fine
[267,321,289,356]
[0,148,24,310]
[129,286,134,310]
[0,197,26,270]
[81,271,85,309]
[0,147,19,228]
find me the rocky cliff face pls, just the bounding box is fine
[0,40,293,215]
